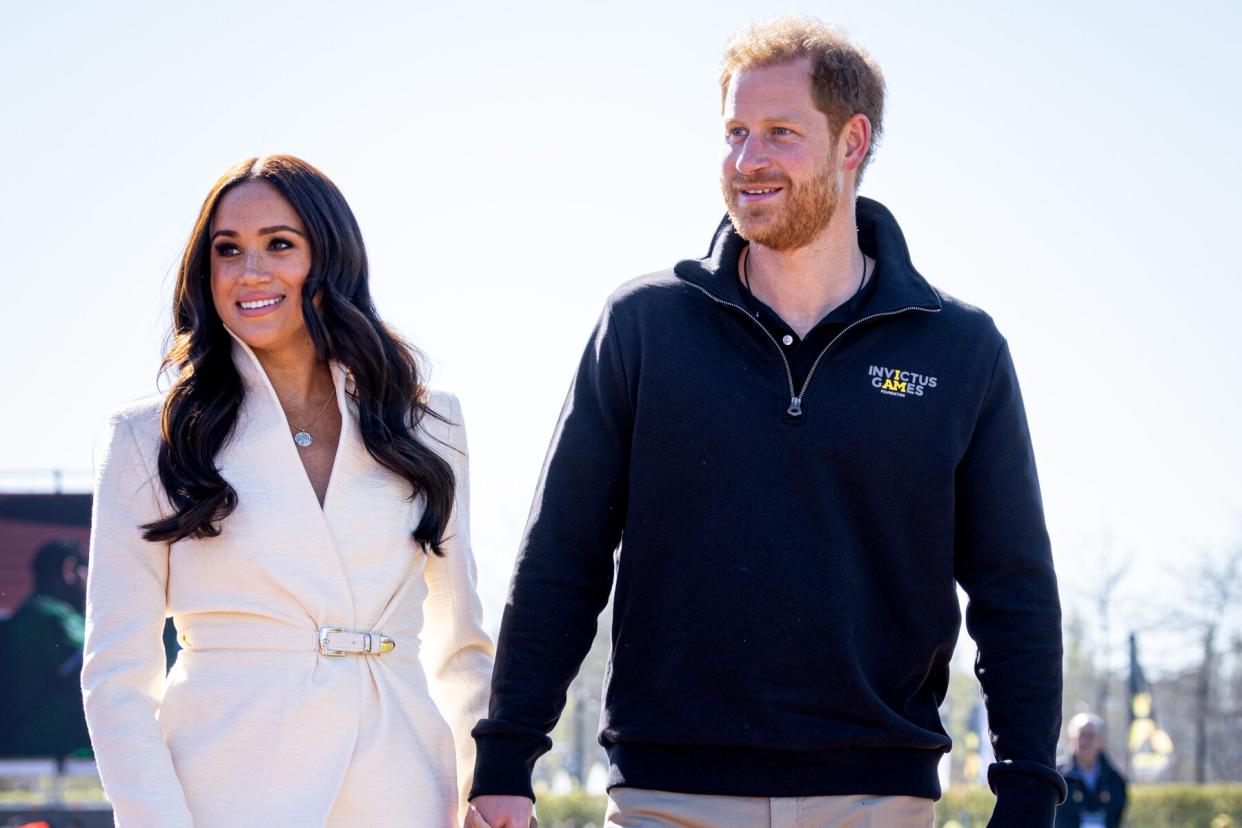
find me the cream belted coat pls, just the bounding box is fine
[81,338,495,827]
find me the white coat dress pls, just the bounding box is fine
[81,336,494,827]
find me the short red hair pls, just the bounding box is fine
[721,18,886,175]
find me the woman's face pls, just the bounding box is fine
[209,180,314,358]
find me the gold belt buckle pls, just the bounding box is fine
[367,632,397,654]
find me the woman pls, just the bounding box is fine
[82,155,494,827]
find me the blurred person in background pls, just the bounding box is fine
[1056,713,1127,828]
[82,155,493,827]
[0,538,92,757]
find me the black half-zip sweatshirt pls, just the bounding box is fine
[472,197,1066,820]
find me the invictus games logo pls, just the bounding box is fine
[869,365,938,398]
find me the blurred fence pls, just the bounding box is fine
[0,758,109,828]
[0,472,92,495]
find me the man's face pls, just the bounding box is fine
[721,57,842,252]
[1073,723,1102,764]
[62,554,87,612]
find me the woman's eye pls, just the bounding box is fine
[214,243,239,257]
[268,238,293,252]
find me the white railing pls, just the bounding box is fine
[0,757,108,808]
[0,470,93,494]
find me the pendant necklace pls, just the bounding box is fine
[290,389,335,448]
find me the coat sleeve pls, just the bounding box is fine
[420,394,497,820]
[953,339,1067,827]
[81,409,194,827]
[470,303,632,800]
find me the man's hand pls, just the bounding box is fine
[465,795,535,828]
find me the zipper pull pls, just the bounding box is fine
[787,396,803,417]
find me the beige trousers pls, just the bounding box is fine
[605,787,935,828]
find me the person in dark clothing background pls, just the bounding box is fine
[0,538,92,757]
[1056,713,1127,828]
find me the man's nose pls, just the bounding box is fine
[735,134,769,175]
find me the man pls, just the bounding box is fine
[1056,714,1127,828]
[0,538,92,757]
[468,18,1064,828]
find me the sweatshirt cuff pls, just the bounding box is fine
[468,729,548,801]
[986,761,1066,828]
[987,759,1068,803]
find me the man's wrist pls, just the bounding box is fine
[469,735,540,801]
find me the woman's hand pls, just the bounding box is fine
[465,795,535,828]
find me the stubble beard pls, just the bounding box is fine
[723,161,841,252]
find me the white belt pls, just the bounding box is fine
[318,626,396,657]
[174,620,400,656]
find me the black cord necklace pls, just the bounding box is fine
[741,246,870,303]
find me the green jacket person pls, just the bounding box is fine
[0,538,92,757]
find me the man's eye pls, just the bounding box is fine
[772,127,792,136]
[726,127,747,141]
[214,243,239,257]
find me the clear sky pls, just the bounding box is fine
[2,0,1239,673]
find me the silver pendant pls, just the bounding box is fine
[293,431,314,448]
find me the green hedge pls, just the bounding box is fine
[936,784,1242,827]
[1125,784,1242,828]
[535,789,608,827]
[935,785,995,826]
[534,784,1242,828]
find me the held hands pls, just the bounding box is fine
[465,795,535,828]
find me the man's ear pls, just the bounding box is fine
[839,113,872,174]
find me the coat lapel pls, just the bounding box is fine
[225,331,357,628]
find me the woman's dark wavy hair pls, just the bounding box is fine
[142,154,455,555]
